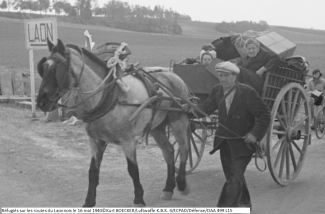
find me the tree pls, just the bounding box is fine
[75,0,92,18]
[1,0,7,9]
[30,1,39,11]
[259,20,268,26]
[13,0,23,11]
[104,0,119,20]
[173,12,179,24]
[38,0,50,13]
[93,7,103,16]
[61,2,76,17]
[165,8,172,21]
[82,0,92,18]
[52,0,64,14]
[20,1,31,12]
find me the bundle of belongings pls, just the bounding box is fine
[285,55,309,74]
[95,42,130,64]
[210,30,308,73]
[311,90,323,106]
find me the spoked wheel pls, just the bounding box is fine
[266,83,311,186]
[315,107,325,139]
[166,118,207,174]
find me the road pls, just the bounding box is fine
[0,105,325,214]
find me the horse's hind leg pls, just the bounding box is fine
[121,141,146,207]
[150,124,176,200]
[83,138,106,207]
[169,113,190,195]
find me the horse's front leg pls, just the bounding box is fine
[83,138,106,207]
[122,142,146,206]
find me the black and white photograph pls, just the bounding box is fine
[1,0,325,213]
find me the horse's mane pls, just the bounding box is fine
[66,44,81,53]
[66,44,109,72]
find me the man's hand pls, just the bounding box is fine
[244,133,257,144]
[209,115,218,121]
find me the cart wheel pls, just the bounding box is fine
[266,83,311,186]
[166,118,207,174]
[315,107,325,139]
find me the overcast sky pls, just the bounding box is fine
[93,0,325,30]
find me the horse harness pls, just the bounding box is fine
[45,47,266,171]
[45,48,123,122]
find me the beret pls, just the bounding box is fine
[215,61,240,74]
[312,69,321,75]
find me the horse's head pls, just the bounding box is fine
[37,39,77,112]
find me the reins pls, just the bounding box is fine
[128,69,267,171]
[186,85,266,171]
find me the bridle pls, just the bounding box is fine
[43,47,135,113]
[45,48,85,110]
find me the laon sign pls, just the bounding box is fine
[23,18,58,117]
[24,18,58,49]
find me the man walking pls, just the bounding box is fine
[187,61,271,209]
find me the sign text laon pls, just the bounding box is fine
[24,18,58,49]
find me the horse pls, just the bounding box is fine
[36,39,191,207]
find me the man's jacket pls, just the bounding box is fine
[198,83,271,157]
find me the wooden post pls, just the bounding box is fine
[29,49,36,117]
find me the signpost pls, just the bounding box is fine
[24,18,58,117]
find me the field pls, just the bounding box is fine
[1,17,325,76]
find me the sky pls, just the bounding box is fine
[92,0,325,30]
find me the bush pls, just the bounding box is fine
[215,21,269,34]
[0,11,183,35]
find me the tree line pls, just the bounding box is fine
[0,0,191,34]
[215,21,269,34]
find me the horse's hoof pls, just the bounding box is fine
[133,203,146,207]
[161,191,173,200]
[82,202,95,207]
[179,185,190,196]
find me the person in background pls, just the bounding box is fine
[184,61,270,210]
[306,69,325,127]
[200,44,217,63]
[181,44,217,65]
[200,52,214,65]
[236,38,281,95]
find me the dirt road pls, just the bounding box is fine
[1,104,325,214]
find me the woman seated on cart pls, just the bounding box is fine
[305,69,325,127]
[236,38,281,96]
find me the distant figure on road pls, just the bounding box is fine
[305,69,325,127]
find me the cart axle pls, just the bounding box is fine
[287,127,301,140]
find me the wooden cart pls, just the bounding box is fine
[172,63,311,186]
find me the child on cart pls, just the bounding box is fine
[181,44,216,65]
